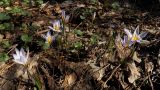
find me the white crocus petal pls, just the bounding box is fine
[48,26,55,31]
[133,26,139,37]
[135,26,139,34]
[140,32,147,39]
[13,54,20,60]
[15,48,20,57]
[47,30,51,36]
[20,48,26,57]
[13,59,23,65]
[26,49,29,60]
[124,28,132,38]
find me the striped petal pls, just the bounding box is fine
[140,32,147,39]
[124,28,132,38]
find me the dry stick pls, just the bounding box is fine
[74,22,82,30]
[7,44,18,54]
[148,73,154,90]
[36,29,49,35]
[103,64,121,88]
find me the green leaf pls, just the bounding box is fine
[111,2,120,10]
[0,13,11,21]
[0,23,14,30]
[80,15,85,20]
[74,42,83,49]
[9,6,30,16]
[2,40,11,48]
[0,24,5,30]
[74,29,83,36]
[42,43,50,50]
[21,34,32,43]
[0,53,10,62]
[90,35,98,44]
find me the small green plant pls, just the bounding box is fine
[8,6,30,16]
[90,34,98,45]
[0,23,14,30]
[1,40,11,49]
[78,8,95,20]
[21,34,33,43]
[23,0,43,6]
[74,29,84,36]
[0,53,10,62]
[73,41,83,49]
[111,2,120,10]
[0,0,11,6]
[42,43,50,50]
[88,0,98,4]
[0,13,11,21]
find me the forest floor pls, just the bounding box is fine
[0,0,160,90]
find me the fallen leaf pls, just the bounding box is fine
[145,62,154,73]
[62,72,77,87]
[128,62,140,84]
[132,52,141,63]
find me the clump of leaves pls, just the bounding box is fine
[8,6,30,16]
[42,43,50,50]
[0,0,11,6]
[0,53,9,62]
[0,23,14,30]
[73,41,83,50]
[90,34,98,45]
[78,8,95,20]
[1,40,11,49]
[21,34,33,43]
[0,13,11,21]
[74,29,84,36]
[111,2,120,10]
[23,0,43,6]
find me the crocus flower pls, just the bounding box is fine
[124,26,147,43]
[42,31,55,45]
[61,10,70,23]
[121,35,133,47]
[48,20,62,32]
[115,35,131,59]
[12,48,29,65]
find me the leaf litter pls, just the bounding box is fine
[0,0,160,90]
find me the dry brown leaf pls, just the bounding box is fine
[62,72,77,88]
[132,52,141,63]
[128,62,141,84]
[92,67,106,81]
[145,62,154,73]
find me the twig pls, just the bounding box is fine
[7,44,18,54]
[36,29,49,35]
[148,73,154,90]
[103,64,121,88]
